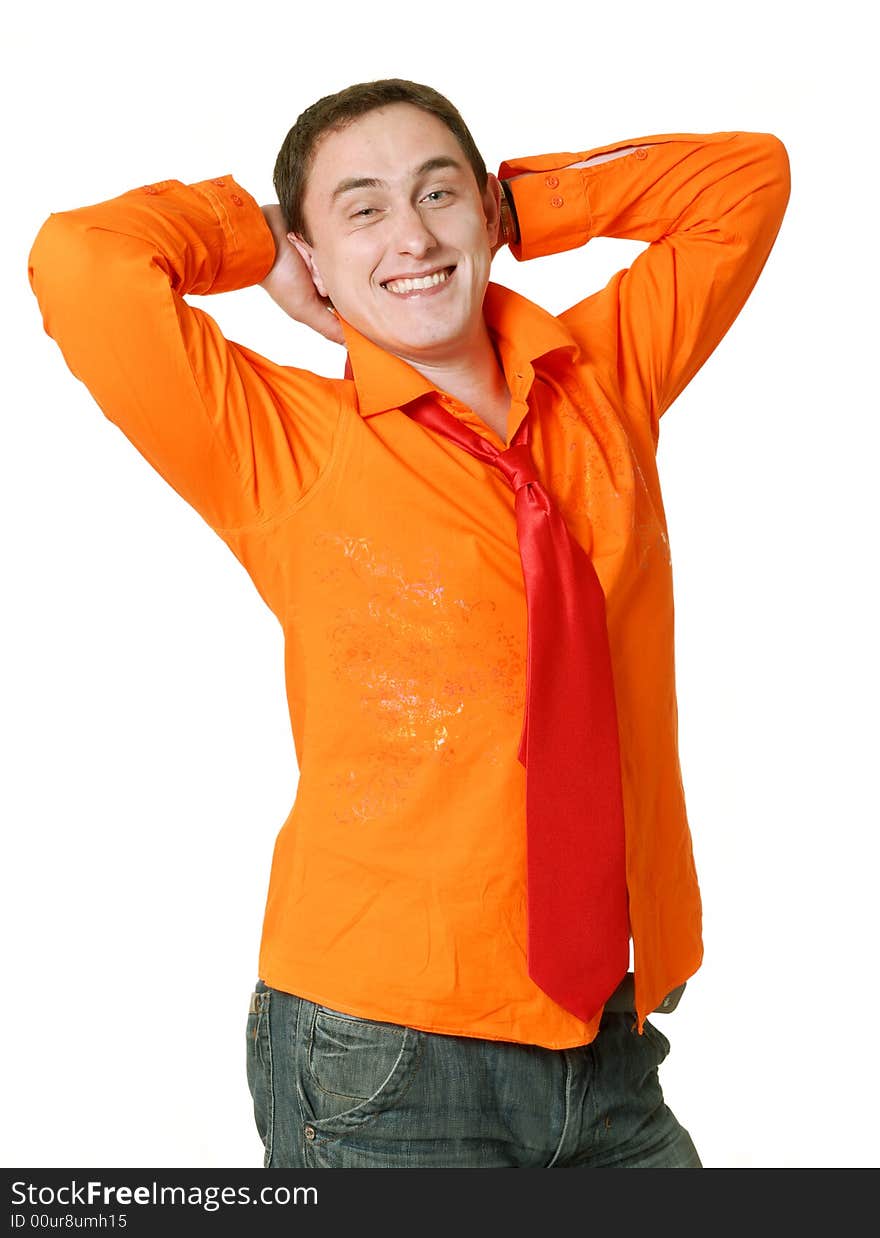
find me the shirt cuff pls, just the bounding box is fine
[497,158,591,262]
[189,174,277,293]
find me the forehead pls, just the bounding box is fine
[307,103,465,192]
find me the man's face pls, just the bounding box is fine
[291,103,501,364]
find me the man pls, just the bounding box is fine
[27,78,790,1169]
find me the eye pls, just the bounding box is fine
[352,207,378,218]
[422,189,451,204]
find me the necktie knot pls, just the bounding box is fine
[496,442,540,492]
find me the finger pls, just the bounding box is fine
[321,305,346,345]
[323,318,346,345]
[308,309,345,345]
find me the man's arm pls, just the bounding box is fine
[27,176,340,533]
[498,131,791,444]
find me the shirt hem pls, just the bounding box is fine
[257,967,602,1051]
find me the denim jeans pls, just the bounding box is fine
[245,979,702,1168]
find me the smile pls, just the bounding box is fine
[381,266,456,296]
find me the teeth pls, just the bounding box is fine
[384,268,452,294]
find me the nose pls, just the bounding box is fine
[391,201,438,258]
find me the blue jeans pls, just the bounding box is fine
[245,979,702,1168]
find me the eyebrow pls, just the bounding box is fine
[330,156,465,202]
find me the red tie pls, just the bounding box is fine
[404,395,630,1023]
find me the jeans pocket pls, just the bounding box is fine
[315,1004,372,1023]
[299,1002,423,1136]
[245,982,273,1167]
[642,1017,671,1064]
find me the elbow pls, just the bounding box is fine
[757,132,792,217]
[27,211,81,324]
[27,212,60,307]
[767,132,791,192]
[27,211,113,340]
[729,132,791,239]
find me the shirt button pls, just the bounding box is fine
[231,193,243,206]
[212,178,226,186]
[304,1125,316,1141]
[544,174,559,188]
[550,195,564,208]
[634,148,648,160]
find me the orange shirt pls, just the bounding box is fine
[27,129,790,1049]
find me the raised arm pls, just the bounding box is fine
[27,175,341,533]
[498,131,791,443]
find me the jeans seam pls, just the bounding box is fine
[263,992,275,1168]
[545,1050,573,1168]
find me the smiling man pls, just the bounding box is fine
[27,78,790,1169]
[280,103,512,436]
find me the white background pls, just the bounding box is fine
[2,0,877,1170]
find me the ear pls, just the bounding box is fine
[288,233,330,299]
[482,174,503,251]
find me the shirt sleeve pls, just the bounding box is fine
[27,174,341,532]
[499,131,791,443]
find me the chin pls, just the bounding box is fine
[396,331,465,358]
[345,300,472,358]
[390,312,469,347]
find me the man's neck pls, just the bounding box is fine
[401,319,511,425]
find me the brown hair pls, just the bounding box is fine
[273,78,488,245]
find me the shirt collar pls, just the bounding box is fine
[338,281,579,418]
